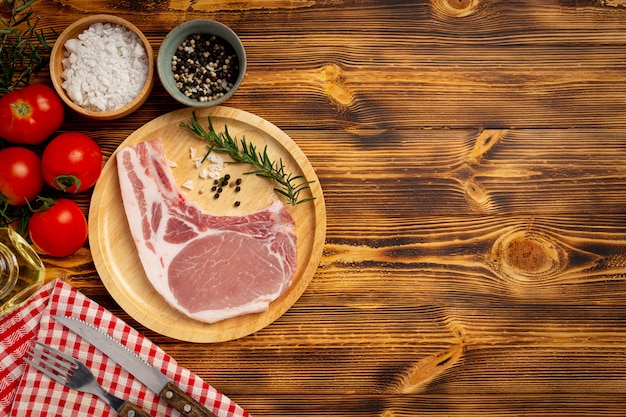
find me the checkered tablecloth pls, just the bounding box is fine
[0,279,251,417]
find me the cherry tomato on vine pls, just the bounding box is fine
[28,198,88,257]
[42,132,103,193]
[0,147,44,206]
[0,84,65,145]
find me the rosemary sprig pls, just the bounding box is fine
[0,0,55,93]
[181,113,315,206]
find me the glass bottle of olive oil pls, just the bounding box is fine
[0,227,45,316]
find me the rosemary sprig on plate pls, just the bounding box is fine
[1,0,55,93]
[181,113,315,206]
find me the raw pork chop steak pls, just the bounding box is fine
[116,138,298,323]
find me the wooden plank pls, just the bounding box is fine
[19,1,626,416]
[294,128,626,215]
[47,209,626,398]
[27,1,626,129]
[52,126,626,217]
[165,301,626,394]
[138,211,626,394]
[210,394,626,416]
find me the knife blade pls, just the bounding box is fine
[53,315,217,417]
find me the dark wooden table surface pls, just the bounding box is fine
[8,0,626,415]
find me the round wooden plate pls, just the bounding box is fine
[89,106,326,342]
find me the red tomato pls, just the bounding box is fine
[42,132,103,193]
[0,147,44,205]
[28,198,88,257]
[0,84,65,145]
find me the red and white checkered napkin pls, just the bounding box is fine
[0,279,251,417]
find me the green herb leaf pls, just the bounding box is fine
[180,113,315,206]
[0,0,56,93]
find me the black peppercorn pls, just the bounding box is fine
[172,34,239,103]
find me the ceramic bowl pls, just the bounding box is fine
[50,14,154,120]
[157,19,246,107]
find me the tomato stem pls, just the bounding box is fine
[53,174,82,193]
[9,100,33,118]
[28,196,55,213]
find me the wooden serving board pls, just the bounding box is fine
[89,106,326,343]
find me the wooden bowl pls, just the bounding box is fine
[50,15,154,120]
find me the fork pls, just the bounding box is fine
[24,341,152,417]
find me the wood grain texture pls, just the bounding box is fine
[29,0,626,129]
[3,0,625,415]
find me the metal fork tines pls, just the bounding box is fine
[24,341,151,417]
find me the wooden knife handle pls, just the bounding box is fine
[118,401,153,417]
[159,381,217,417]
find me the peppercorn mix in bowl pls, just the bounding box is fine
[157,19,246,107]
[50,14,154,120]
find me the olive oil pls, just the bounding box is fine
[0,227,45,316]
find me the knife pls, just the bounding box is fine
[53,315,217,417]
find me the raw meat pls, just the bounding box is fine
[116,138,298,323]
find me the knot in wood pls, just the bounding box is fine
[315,64,354,109]
[491,229,567,282]
[448,0,473,10]
[467,129,506,165]
[507,237,547,272]
[463,178,495,213]
[398,342,464,394]
[431,0,478,18]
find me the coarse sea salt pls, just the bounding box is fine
[180,146,225,193]
[61,22,149,112]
